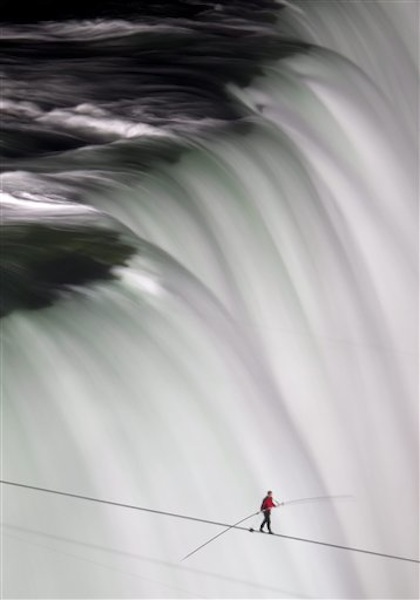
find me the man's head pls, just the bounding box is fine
[267,491,272,496]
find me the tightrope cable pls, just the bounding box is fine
[1,480,418,565]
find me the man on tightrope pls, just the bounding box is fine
[259,490,282,534]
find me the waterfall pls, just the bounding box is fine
[1,1,418,598]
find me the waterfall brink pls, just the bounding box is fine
[1,1,418,598]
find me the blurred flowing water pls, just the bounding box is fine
[1,1,418,598]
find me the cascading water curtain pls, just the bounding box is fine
[1,1,418,598]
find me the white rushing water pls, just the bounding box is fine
[2,1,418,598]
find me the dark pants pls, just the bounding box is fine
[260,510,272,532]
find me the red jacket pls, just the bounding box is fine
[261,496,276,511]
